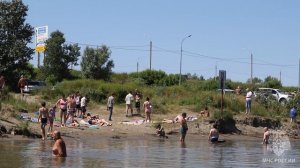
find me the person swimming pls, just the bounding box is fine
[208,123,219,143]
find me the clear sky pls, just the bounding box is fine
[23,0,300,86]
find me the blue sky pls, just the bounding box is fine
[23,0,300,86]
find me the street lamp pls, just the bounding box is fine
[179,35,192,85]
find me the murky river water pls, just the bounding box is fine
[0,136,299,168]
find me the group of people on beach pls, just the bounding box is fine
[123,90,152,123]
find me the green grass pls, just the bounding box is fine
[21,79,296,122]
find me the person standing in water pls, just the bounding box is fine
[38,102,49,140]
[52,131,67,157]
[175,112,188,143]
[262,127,270,144]
[208,123,219,143]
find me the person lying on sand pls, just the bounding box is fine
[86,113,112,126]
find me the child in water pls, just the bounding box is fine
[156,124,168,138]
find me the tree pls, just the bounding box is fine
[81,45,114,80]
[263,76,282,88]
[246,77,262,84]
[42,31,80,82]
[0,0,34,89]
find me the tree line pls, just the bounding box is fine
[0,0,286,91]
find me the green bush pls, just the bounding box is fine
[213,110,233,120]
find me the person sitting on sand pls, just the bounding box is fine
[200,107,210,117]
[156,124,168,138]
[52,131,67,157]
[86,113,112,126]
[263,127,270,144]
[208,123,219,143]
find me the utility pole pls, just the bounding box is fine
[280,70,281,83]
[137,59,139,74]
[215,63,218,80]
[37,52,40,68]
[251,53,253,84]
[298,59,300,92]
[150,41,152,71]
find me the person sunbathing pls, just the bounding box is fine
[86,113,112,126]
[200,107,210,117]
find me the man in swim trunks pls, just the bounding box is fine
[38,101,49,140]
[52,131,67,157]
[178,112,188,143]
[67,94,76,124]
[75,91,81,117]
[208,123,219,143]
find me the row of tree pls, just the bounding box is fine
[0,0,114,89]
[0,0,285,90]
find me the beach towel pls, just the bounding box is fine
[120,120,144,125]
[186,116,198,122]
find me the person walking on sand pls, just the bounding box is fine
[107,93,115,121]
[125,91,134,117]
[18,75,27,97]
[262,127,270,144]
[56,95,67,127]
[38,102,49,140]
[52,131,67,157]
[143,97,152,123]
[208,123,219,143]
[245,88,253,114]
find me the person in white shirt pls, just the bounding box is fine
[125,91,133,117]
[81,95,87,117]
[245,88,253,114]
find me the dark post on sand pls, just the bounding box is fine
[219,70,226,116]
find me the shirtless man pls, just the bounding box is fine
[263,127,270,144]
[38,102,49,140]
[52,131,67,157]
[174,113,188,142]
[18,75,27,97]
[67,94,76,124]
[208,123,219,143]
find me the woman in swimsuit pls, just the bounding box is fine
[56,95,67,127]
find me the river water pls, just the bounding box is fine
[0,136,299,168]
